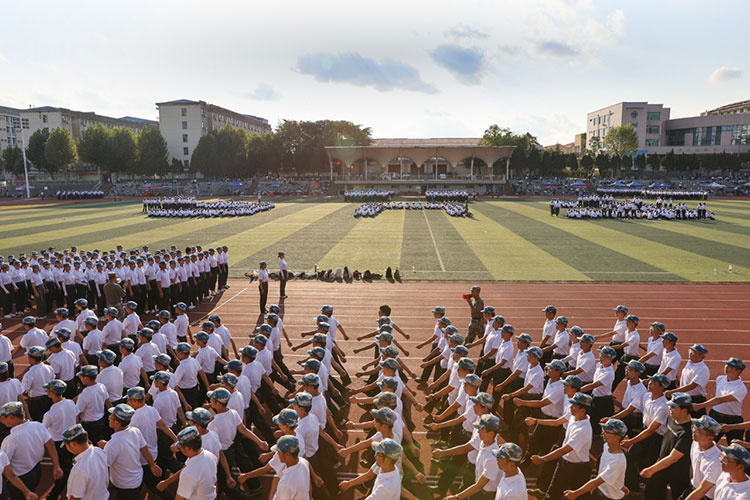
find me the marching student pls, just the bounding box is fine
[501,346,545,443]
[44,337,78,399]
[42,379,78,500]
[76,365,111,444]
[580,346,616,434]
[62,424,110,500]
[512,359,566,451]
[563,418,628,500]
[22,346,54,422]
[682,415,722,500]
[529,392,593,500]
[442,414,502,500]
[610,314,641,391]
[492,443,527,500]
[692,357,747,444]
[607,360,648,437]
[494,333,532,417]
[656,332,681,390]
[668,343,710,417]
[339,438,403,500]
[638,322,665,377]
[713,443,750,499]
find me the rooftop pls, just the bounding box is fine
[371,138,482,147]
[155,99,200,106]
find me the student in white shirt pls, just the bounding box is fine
[713,443,750,500]
[492,442,527,500]
[530,392,593,500]
[563,418,627,500]
[21,346,55,422]
[563,334,596,383]
[340,438,402,500]
[173,426,218,500]
[0,401,63,498]
[656,332,682,389]
[76,365,111,444]
[43,379,79,500]
[669,343,710,416]
[639,322,666,377]
[581,346,616,434]
[101,404,161,499]
[608,360,648,438]
[443,414,502,500]
[63,423,110,500]
[514,359,566,452]
[683,415,722,500]
[502,346,544,444]
[693,357,747,444]
[610,314,640,391]
[257,261,269,313]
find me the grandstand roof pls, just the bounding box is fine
[372,138,482,147]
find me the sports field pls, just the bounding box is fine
[1,198,749,282]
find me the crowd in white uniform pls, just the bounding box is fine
[56,191,105,200]
[146,201,275,218]
[424,191,470,203]
[353,201,471,218]
[343,191,394,203]
[0,280,749,500]
[550,197,715,221]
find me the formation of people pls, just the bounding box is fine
[0,278,747,499]
[343,190,394,202]
[146,201,275,218]
[596,188,709,200]
[550,198,715,220]
[0,243,230,321]
[56,190,105,200]
[354,201,471,218]
[424,190,470,203]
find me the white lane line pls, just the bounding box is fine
[422,210,446,272]
[190,287,248,325]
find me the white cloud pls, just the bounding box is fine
[709,67,742,84]
[246,83,281,101]
[607,10,626,37]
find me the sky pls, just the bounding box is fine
[0,0,746,146]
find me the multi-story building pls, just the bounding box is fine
[587,102,670,152]
[156,99,272,168]
[19,106,157,142]
[0,106,21,150]
[588,100,750,158]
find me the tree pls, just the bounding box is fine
[480,125,531,156]
[26,128,51,174]
[77,124,112,171]
[661,149,677,172]
[565,154,578,171]
[647,153,661,171]
[634,154,646,171]
[190,131,218,176]
[526,147,541,175]
[621,154,633,172]
[137,127,169,176]
[1,146,24,176]
[44,127,77,174]
[109,128,138,174]
[595,154,609,175]
[603,125,639,157]
[685,154,699,172]
[588,136,601,154]
[579,154,594,173]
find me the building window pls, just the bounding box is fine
[181,108,187,117]
[645,139,659,147]
[183,147,189,156]
[646,126,660,134]
[693,126,721,146]
[42,115,48,123]
[182,121,188,130]
[667,128,691,146]
[183,159,189,168]
[631,122,638,128]
[647,111,661,120]
[182,134,188,143]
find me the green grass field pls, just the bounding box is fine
[1,198,749,282]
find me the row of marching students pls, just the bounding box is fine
[415,302,750,500]
[0,297,369,500]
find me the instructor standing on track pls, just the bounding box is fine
[258,261,269,313]
[466,285,484,344]
[278,251,288,299]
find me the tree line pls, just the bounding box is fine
[0,125,171,178]
[481,124,744,177]
[189,119,372,177]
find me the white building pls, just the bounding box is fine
[587,100,750,157]
[156,99,272,168]
[0,106,22,150]
[19,106,157,142]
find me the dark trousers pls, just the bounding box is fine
[14,282,27,313]
[179,385,202,411]
[82,418,107,445]
[625,432,661,493]
[689,395,707,418]
[590,395,615,435]
[419,343,439,381]
[26,395,51,422]
[710,409,744,444]
[543,459,592,500]
[209,268,218,292]
[112,485,142,500]
[47,444,75,500]
[147,280,158,310]
[273,349,295,386]
[508,394,542,443]
[279,270,287,296]
[7,463,41,500]
[142,464,172,500]
[258,282,268,312]
[246,400,275,444]
[527,423,563,458]
[0,289,10,315]
[644,466,691,500]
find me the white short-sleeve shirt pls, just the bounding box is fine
[643,394,669,435]
[207,409,242,450]
[658,349,682,382]
[597,443,626,499]
[66,446,110,500]
[713,375,747,416]
[679,361,710,398]
[690,441,721,497]
[562,416,592,463]
[104,426,147,489]
[1,420,53,475]
[176,450,218,500]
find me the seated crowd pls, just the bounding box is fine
[353,201,471,218]
[550,198,715,221]
[0,270,748,500]
[424,190,470,203]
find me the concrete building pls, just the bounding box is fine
[19,106,157,142]
[0,106,22,150]
[588,99,750,157]
[156,99,272,168]
[587,102,670,152]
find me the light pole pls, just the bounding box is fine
[11,117,31,198]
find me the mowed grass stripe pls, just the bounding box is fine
[510,201,749,281]
[0,206,138,236]
[444,207,590,281]
[318,210,406,272]
[398,211,443,275]
[208,203,346,270]
[141,203,307,255]
[0,211,163,253]
[234,204,360,272]
[477,203,682,281]
[424,210,491,278]
[629,219,750,249]
[714,215,750,230]
[0,201,134,219]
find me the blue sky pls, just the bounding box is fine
[0,0,746,145]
